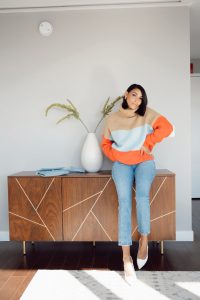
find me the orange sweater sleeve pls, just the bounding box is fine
[101,136,116,161]
[100,117,116,161]
[142,115,173,152]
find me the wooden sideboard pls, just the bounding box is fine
[8,169,176,254]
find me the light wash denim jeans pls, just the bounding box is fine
[111,159,156,246]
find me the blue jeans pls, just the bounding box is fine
[111,159,156,246]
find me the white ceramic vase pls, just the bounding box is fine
[81,132,103,172]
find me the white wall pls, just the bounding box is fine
[0,6,193,241]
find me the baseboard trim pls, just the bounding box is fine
[176,230,194,241]
[0,231,9,241]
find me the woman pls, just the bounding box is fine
[101,83,173,285]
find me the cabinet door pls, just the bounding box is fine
[8,177,62,241]
[128,175,175,241]
[62,175,175,242]
[62,177,118,241]
[149,175,176,240]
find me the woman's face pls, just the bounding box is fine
[124,88,142,110]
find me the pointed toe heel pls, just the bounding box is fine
[137,238,149,269]
[124,256,137,286]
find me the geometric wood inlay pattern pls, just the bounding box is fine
[8,170,175,243]
[62,174,176,242]
[131,176,176,241]
[62,177,114,241]
[8,177,62,241]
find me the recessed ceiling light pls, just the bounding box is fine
[39,21,53,37]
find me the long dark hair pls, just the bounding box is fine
[122,83,148,116]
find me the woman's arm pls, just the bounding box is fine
[101,135,116,161]
[142,115,173,153]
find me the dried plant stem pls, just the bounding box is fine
[94,95,123,132]
[45,95,123,134]
[79,118,90,133]
[94,116,105,133]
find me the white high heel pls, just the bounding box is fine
[137,238,148,269]
[123,256,137,285]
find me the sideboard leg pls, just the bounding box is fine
[23,241,26,255]
[93,241,95,247]
[161,240,164,255]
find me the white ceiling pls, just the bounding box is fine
[0,0,199,58]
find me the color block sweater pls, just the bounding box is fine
[101,106,173,165]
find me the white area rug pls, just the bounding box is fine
[20,270,200,300]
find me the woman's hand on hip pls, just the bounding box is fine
[140,145,151,155]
